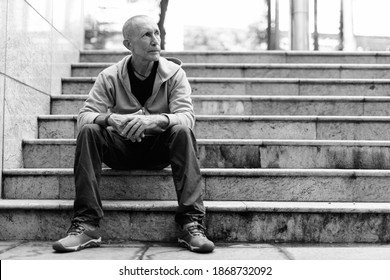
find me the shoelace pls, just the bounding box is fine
[66,222,85,236]
[186,224,206,237]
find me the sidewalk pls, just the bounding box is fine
[1,241,390,260]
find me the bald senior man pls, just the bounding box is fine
[53,15,215,253]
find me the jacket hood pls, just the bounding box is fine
[116,55,183,85]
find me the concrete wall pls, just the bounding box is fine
[0,0,84,179]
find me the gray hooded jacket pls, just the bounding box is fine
[78,55,195,132]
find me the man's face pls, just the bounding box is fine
[126,18,161,63]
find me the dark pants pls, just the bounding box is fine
[72,124,205,227]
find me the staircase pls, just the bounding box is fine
[3,50,390,243]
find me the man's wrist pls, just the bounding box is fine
[105,113,112,126]
[94,113,112,127]
[160,114,170,128]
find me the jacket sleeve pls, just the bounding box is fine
[77,72,115,130]
[164,68,195,129]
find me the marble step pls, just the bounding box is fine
[62,77,390,96]
[38,115,390,140]
[51,95,390,116]
[4,168,390,203]
[79,50,390,64]
[22,139,390,170]
[1,199,390,242]
[72,63,390,79]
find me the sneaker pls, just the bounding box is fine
[52,222,101,252]
[178,222,215,253]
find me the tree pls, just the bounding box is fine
[158,0,169,50]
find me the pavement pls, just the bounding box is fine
[1,241,390,260]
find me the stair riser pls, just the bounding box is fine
[51,98,390,116]
[80,53,286,63]
[72,66,390,79]
[22,143,390,169]
[80,52,390,64]
[23,143,262,169]
[1,209,390,243]
[37,119,390,140]
[62,80,390,96]
[4,173,390,202]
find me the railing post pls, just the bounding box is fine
[267,0,280,50]
[313,0,319,50]
[290,0,309,50]
[342,0,356,51]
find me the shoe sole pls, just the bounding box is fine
[52,237,102,252]
[178,238,214,253]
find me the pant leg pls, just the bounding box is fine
[72,124,147,226]
[147,125,205,226]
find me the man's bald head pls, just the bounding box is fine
[122,15,161,62]
[122,15,152,40]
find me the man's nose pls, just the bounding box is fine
[151,34,160,45]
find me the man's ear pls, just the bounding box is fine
[123,39,132,51]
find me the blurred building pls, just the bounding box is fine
[84,0,390,51]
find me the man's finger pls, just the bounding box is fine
[132,123,146,140]
[123,110,143,123]
[127,120,143,138]
[121,118,137,137]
